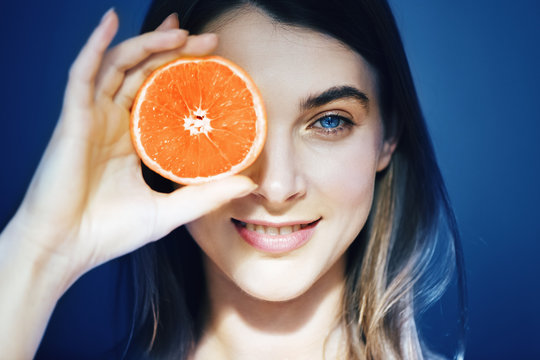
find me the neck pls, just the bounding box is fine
[193,256,348,360]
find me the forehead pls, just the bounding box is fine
[204,7,378,103]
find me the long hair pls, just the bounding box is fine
[126,0,467,358]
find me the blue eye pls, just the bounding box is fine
[309,113,355,138]
[318,115,343,128]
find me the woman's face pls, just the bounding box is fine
[187,8,395,301]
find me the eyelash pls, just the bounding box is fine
[309,113,355,136]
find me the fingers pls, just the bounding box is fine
[64,8,119,109]
[94,12,182,99]
[94,28,189,98]
[114,33,218,108]
[149,176,257,240]
[155,12,179,31]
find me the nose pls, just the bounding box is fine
[244,129,307,206]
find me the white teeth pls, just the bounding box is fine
[242,222,307,235]
[279,226,292,235]
[267,227,279,235]
[239,220,318,235]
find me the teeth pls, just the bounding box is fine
[241,222,309,235]
[279,226,292,235]
[266,227,279,235]
[235,217,320,236]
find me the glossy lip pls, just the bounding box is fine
[231,218,321,254]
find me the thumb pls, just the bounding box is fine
[150,175,257,239]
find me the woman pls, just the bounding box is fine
[0,0,466,359]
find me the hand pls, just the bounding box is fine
[5,9,256,286]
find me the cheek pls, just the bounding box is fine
[300,140,380,210]
[186,208,252,276]
[302,140,380,268]
[186,218,213,259]
[186,213,231,262]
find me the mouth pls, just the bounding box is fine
[231,218,321,254]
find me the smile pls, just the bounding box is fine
[231,218,321,254]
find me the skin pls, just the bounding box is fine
[0,6,396,359]
[0,10,255,358]
[188,8,396,360]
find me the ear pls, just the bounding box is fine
[376,137,398,172]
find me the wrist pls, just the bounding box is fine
[0,215,82,358]
[0,214,81,298]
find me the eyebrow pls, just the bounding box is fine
[300,85,370,111]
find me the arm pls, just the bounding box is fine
[0,219,75,359]
[0,10,256,358]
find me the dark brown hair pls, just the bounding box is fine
[126,1,467,358]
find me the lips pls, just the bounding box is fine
[231,218,320,254]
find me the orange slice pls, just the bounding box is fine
[131,56,266,185]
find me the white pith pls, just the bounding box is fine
[183,107,213,135]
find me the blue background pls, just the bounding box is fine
[1,0,539,358]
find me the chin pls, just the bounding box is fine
[229,256,327,302]
[189,216,351,304]
[238,276,314,302]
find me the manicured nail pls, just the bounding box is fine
[167,12,179,24]
[236,180,258,197]
[165,29,189,40]
[165,28,188,34]
[100,7,115,24]
[158,13,175,27]
[198,33,218,44]
[200,33,217,39]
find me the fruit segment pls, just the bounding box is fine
[131,56,266,185]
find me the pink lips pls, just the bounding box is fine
[232,219,320,254]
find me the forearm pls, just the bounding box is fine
[0,216,75,359]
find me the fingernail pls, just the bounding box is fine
[160,12,178,26]
[199,33,218,41]
[165,29,189,38]
[236,180,258,197]
[169,12,179,23]
[195,33,218,46]
[166,28,188,34]
[100,7,115,24]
